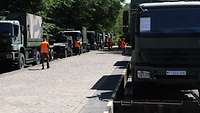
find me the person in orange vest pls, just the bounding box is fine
[40,37,50,69]
[118,38,122,49]
[107,37,113,50]
[74,39,81,55]
[120,38,126,55]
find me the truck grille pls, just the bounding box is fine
[140,49,200,67]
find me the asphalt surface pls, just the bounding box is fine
[0,49,131,113]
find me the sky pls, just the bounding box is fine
[125,0,131,3]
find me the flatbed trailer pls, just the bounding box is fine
[112,75,200,113]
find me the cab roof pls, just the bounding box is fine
[62,30,81,33]
[0,20,20,25]
[140,1,200,8]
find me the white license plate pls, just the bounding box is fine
[166,71,186,76]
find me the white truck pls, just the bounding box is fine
[0,13,43,69]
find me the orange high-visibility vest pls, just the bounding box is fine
[120,41,126,49]
[74,40,81,48]
[40,41,49,53]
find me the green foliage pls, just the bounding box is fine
[1,0,124,40]
[5,0,44,13]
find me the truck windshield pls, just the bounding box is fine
[87,32,95,43]
[139,7,200,35]
[56,34,73,42]
[63,32,81,40]
[0,23,12,36]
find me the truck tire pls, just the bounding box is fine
[62,49,67,58]
[49,49,54,61]
[68,50,72,57]
[87,46,90,52]
[32,51,41,65]
[16,53,25,69]
[80,46,83,54]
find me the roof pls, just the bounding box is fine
[62,30,81,33]
[0,20,20,25]
[140,1,200,7]
[87,31,95,33]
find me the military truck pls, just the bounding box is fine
[53,31,73,58]
[63,27,89,54]
[127,1,200,90]
[87,31,98,50]
[112,1,200,113]
[81,27,90,52]
[0,13,43,69]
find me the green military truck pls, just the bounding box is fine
[87,31,97,50]
[63,27,89,54]
[53,31,73,58]
[112,1,200,113]
[0,13,43,69]
[128,1,200,90]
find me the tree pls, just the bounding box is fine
[6,0,44,13]
[0,0,124,40]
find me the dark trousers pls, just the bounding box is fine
[75,47,80,55]
[122,48,126,55]
[41,53,49,69]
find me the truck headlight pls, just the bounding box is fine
[137,70,151,79]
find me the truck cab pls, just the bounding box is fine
[63,30,89,54]
[53,32,73,58]
[0,13,43,69]
[0,20,24,68]
[128,1,200,90]
[87,31,97,50]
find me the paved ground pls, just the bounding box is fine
[0,49,131,113]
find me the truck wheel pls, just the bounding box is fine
[32,51,41,65]
[16,53,25,69]
[63,49,67,58]
[87,47,90,52]
[80,46,83,54]
[67,50,72,57]
[49,49,54,61]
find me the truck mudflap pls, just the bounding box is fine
[112,75,200,113]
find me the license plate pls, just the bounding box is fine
[166,71,186,76]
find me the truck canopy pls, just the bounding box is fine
[5,13,42,47]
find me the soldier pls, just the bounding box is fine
[40,37,50,69]
[120,38,126,55]
[74,39,81,55]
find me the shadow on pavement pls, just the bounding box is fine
[91,74,122,90]
[0,65,16,74]
[114,61,129,69]
[91,74,122,100]
[0,64,30,74]
[28,68,42,71]
[90,60,130,100]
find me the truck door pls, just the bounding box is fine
[12,24,21,50]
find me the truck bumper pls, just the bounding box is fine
[133,65,200,89]
[113,76,200,113]
[0,52,19,62]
